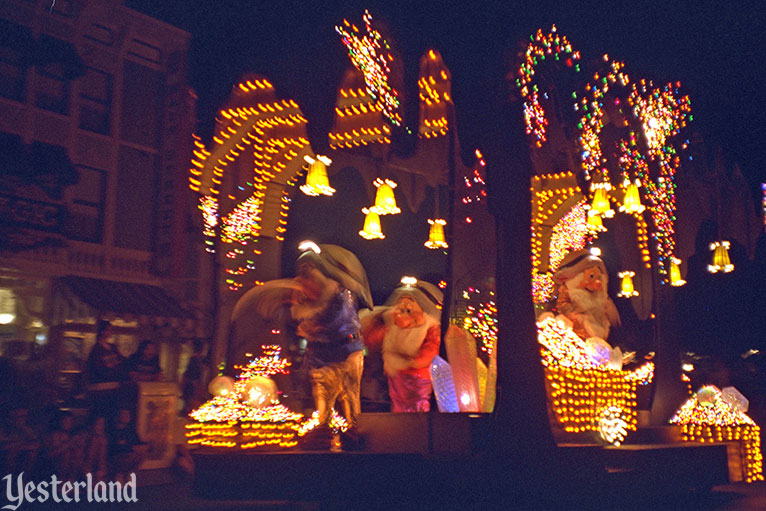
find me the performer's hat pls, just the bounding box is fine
[553,248,608,285]
[296,241,373,309]
[386,276,443,321]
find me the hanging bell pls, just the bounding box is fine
[425,218,448,249]
[707,241,733,273]
[617,271,638,298]
[300,155,335,196]
[669,257,686,286]
[619,182,645,214]
[590,185,614,218]
[370,178,401,215]
[587,210,606,233]
[359,208,385,240]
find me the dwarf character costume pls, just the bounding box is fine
[232,241,372,428]
[552,249,621,340]
[362,278,443,412]
[293,242,373,427]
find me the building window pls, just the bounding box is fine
[36,62,69,114]
[84,24,114,46]
[64,165,105,243]
[127,39,162,65]
[120,60,162,148]
[35,35,84,114]
[0,45,25,101]
[79,68,112,134]
[0,21,32,102]
[116,146,157,251]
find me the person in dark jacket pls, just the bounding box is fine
[126,340,162,382]
[85,320,126,415]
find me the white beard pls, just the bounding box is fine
[565,275,610,339]
[382,316,436,376]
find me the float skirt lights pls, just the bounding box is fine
[370,178,401,215]
[425,218,448,249]
[670,257,686,286]
[671,386,763,483]
[537,317,653,445]
[300,155,335,196]
[619,182,645,214]
[359,208,385,239]
[708,241,733,273]
[617,271,638,298]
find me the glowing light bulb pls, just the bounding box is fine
[425,218,448,249]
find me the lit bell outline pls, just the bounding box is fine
[300,155,335,196]
[669,257,686,286]
[359,207,385,240]
[424,218,448,249]
[370,178,400,215]
[619,181,645,214]
[707,241,733,273]
[617,271,638,298]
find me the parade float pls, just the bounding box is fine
[184,12,761,500]
[520,26,762,481]
[671,386,763,483]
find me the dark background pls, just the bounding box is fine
[127,0,765,191]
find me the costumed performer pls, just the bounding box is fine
[552,248,621,341]
[233,241,373,428]
[361,277,442,412]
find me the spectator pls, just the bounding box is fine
[126,340,162,382]
[85,320,126,416]
[44,411,80,480]
[107,408,147,483]
[82,415,108,481]
[0,405,41,475]
[181,339,208,414]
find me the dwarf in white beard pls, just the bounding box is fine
[553,249,621,341]
[361,278,443,412]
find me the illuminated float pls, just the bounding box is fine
[186,345,350,450]
[671,386,763,483]
[522,27,762,476]
[183,11,760,499]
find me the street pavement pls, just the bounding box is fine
[10,468,764,510]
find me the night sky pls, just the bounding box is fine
[128,0,764,184]
[126,0,765,304]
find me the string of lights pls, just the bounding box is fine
[459,287,497,357]
[336,10,402,126]
[187,346,306,450]
[418,49,452,139]
[188,78,312,291]
[516,25,581,147]
[671,386,763,483]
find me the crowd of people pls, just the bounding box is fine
[1,320,206,481]
[0,404,146,483]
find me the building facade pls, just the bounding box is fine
[0,0,209,406]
